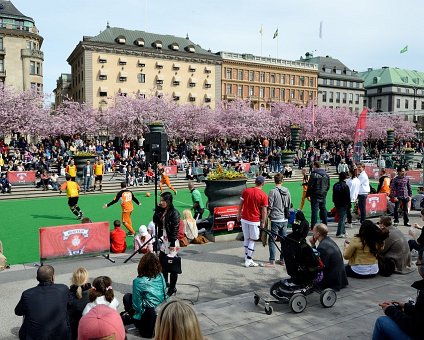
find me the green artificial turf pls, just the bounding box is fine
[3,178,405,265]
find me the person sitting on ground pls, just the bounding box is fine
[122,253,167,338]
[409,208,424,260]
[15,265,71,339]
[344,220,388,279]
[49,172,59,191]
[378,216,412,276]
[372,259,424,340]
[182,209,199,243]
[309,223,349,291]
[83,276,119,315]
[155,300,204,340]
[78,304,126,340]
[68,267,92,340]
[0,240,10,271]
[110,220,127,254]
[283,164,293,178]
[134,224,154,254]
[0,172,11,193]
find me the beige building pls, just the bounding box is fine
[65,25,221,110]
[0,0,43,92]
[219,52,319,109]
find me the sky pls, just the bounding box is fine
[11,0,424,94]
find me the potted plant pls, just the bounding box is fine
[148,121,165,133]
[281,148,296,166]
[290,124,301,150]
[386,128,395,151]
[204,165,247,214]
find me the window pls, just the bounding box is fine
[205,66,211,74]
[271,87,276,98]
[30,61,35,74]
[260,72,265,82]
[189,78,196,87]
[138,73,145,83]
[226,68,232,79]
[249,86,254,96]
[249,70,254,81]
[355,94,359,104]
[172,63,180,70]
[290,90,295,99]
[406,88,410,94]
[350,82,354,88]
[238,70,243,80]
[270,74,275,83]
[299,76,305,86]
[205,95,212,103]
[299,90,304,101]
[280,89,285,100]
[0,59,3,72]
[323,79,328,85]
[99,89,108,97]
[99,71,107,80]
[156,76,163,85]
[397,87,401,93]
[290,75,295,85]
[280,74,285,84]
[329,91,334,102]
[336,80,340,86]
[347,81,351,87]
[336,92,340,103]
[421,101,424,110]
[185,45,195,53]
[116,36,126,44]
[259,87,265,98]
[189,65,196,72]
[309,78,314,87]
[137,60,145,67]
[156,61,163,69]
[377,99,382,110]
[396,98,401,108]
[204,80,211,88]
[226,84,232,95]
[119,72,128,82]
[173,93,180,101]
[173,76,180,86]
[322,91,327,102]
[335,69,341,75]
[349,93,353,104]
[309,91,313,100]
[118,57,127,65]
[189,95,196,102]
[237,85,243,97]
[405,99,409,109]
[342,93,347,103]
[324,67,331,73]
[99,56,107,63]
[0,37,3,50]
[329,79,334,86]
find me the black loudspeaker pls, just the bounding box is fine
[144,132,168,163]
[113,137,122,149]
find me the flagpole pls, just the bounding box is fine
[277,36,279,58]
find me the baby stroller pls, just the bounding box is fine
[254,228,337,314]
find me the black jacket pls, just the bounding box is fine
[306,168,330,200]
[332,181,351,208]
[15,282,71,340]
[385,279,424,339]
[153,206,180,247]
[68,283,91,340]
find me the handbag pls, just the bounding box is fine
[159,251,182,274]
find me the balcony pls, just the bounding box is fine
[21,48,44,60]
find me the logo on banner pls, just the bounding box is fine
[368,196,380,215]
[16,172,28,183]
[62,229,90,255]
[227,221,235,231]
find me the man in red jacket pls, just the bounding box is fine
[110,220,127,253]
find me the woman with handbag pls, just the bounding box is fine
[153,192,181,296]
[122,253,167,338]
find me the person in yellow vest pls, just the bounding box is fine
[93,159,104,191]
[65,159,77,181]
[0,155,4,172]
[60,174,84,219]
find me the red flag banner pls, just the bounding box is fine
[353,108,368,163]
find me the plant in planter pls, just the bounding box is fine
[386,129,395,151]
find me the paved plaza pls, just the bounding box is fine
[0,211,421,340]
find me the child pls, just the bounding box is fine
[110,220,127,253]
[134,225,154,254]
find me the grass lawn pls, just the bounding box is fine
[2,178,399,265]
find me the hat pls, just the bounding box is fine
[255,175,265,185]
[78,305,125,340]
[139,225,149,237]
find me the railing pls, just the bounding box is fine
[21,48,44,60]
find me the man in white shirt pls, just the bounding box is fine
[356,163,370,223]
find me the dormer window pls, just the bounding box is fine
[99,56,107,63]
[169,43,179,51]
[137,59,145,67]
[134,38,145,47]
[185,45,196,53]
[118,57,127,65]
[189,65,196,72]
[156,61,163,69]
[152,40,162,49]
[119,72,128,82]
[189,77,197,87]
[115,35,126,44]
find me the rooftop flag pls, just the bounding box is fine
[273,28,278,39]
[400,45,408,53]
[259,25,263,36]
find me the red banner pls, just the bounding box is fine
[237,163,251,173]
[353,108,368,163]
[213,205,241,231]
[7,171,36,184]
[366,193,388,217]
[163,165,178,177]
[365,166,423,185]
[39,222,110,261]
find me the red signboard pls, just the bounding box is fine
[39,222,110,261]
[365,166,423,185]
[213,205,241,231]
[163,165,178,177]
[366,193,387,217]
[7,171,36,184]
[237,163,251,173]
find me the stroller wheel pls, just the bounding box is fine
[320,288,337,308]
[265,305,273,315]
[289,293,307,313]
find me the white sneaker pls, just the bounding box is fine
[346,223,352,229]
[244,259,259,267]
[344,232,349,237]
[249,260,259,267]
[336,234,345,238]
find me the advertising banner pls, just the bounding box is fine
[39,222,110,261]
[365,166,423,185]
[213,205,241,231]
[366,193,387,217]
[7,171,36,185]
[163,165,178,177]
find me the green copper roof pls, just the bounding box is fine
[358,67,424,89]
[0,0,33,22]
[85,26,215,57]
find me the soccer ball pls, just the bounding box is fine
[145,192,151,197]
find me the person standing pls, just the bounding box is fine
[390,167,412,227]
[15,265,71,340]
[377,168,391,196]
[346,167,360,228]
[337,159,349,174]
[299,168,310,211]
[159,168,177,195]
[103,182,141,236]
[188,181,205,220]
[60,174,84,219]
[306,161,330,227]
[356,162,370,224]
[237,176,268,268]
[93,159,104,191]
[66,159,77,181]
[82,160,93,193]
[263,173,291,267]
[333,172,351,238]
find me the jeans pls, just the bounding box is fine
[268,221,288,262]
[346,202,353,224]
[394,197,410,225]
[357,194,368,223]
[83,176,91,192]
[310,197,327,227]
[408,239,424,257]
[372,316,411,340]
[336,206,347,236]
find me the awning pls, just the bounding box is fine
[189,93,197,98]
[204,79,211,85]
[173,76,181,82]
[156,61,163,68]
[119,88,128,94]
[189,64,196,70]
[156,74,164,81]
[173,63,180,69]
[137,59,145,66]
[99,69,107,76]
[204,94,212,99]
[119,57,127,64]
[99,55,107,62]
[205,66,211,73]
[189,77,197,84]
[119,71,128,78]
[173,92,181,97]
[99,87,108,92]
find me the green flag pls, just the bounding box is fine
[400,45,408,54]
[273,28,278,39]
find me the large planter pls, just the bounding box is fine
[73,155,96,179]
[148,122,165,133]
[281,152,296,166]
[404,150,415,163]
[386,130,395,151]
[204,179,247,214]
[290,126,301,150]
